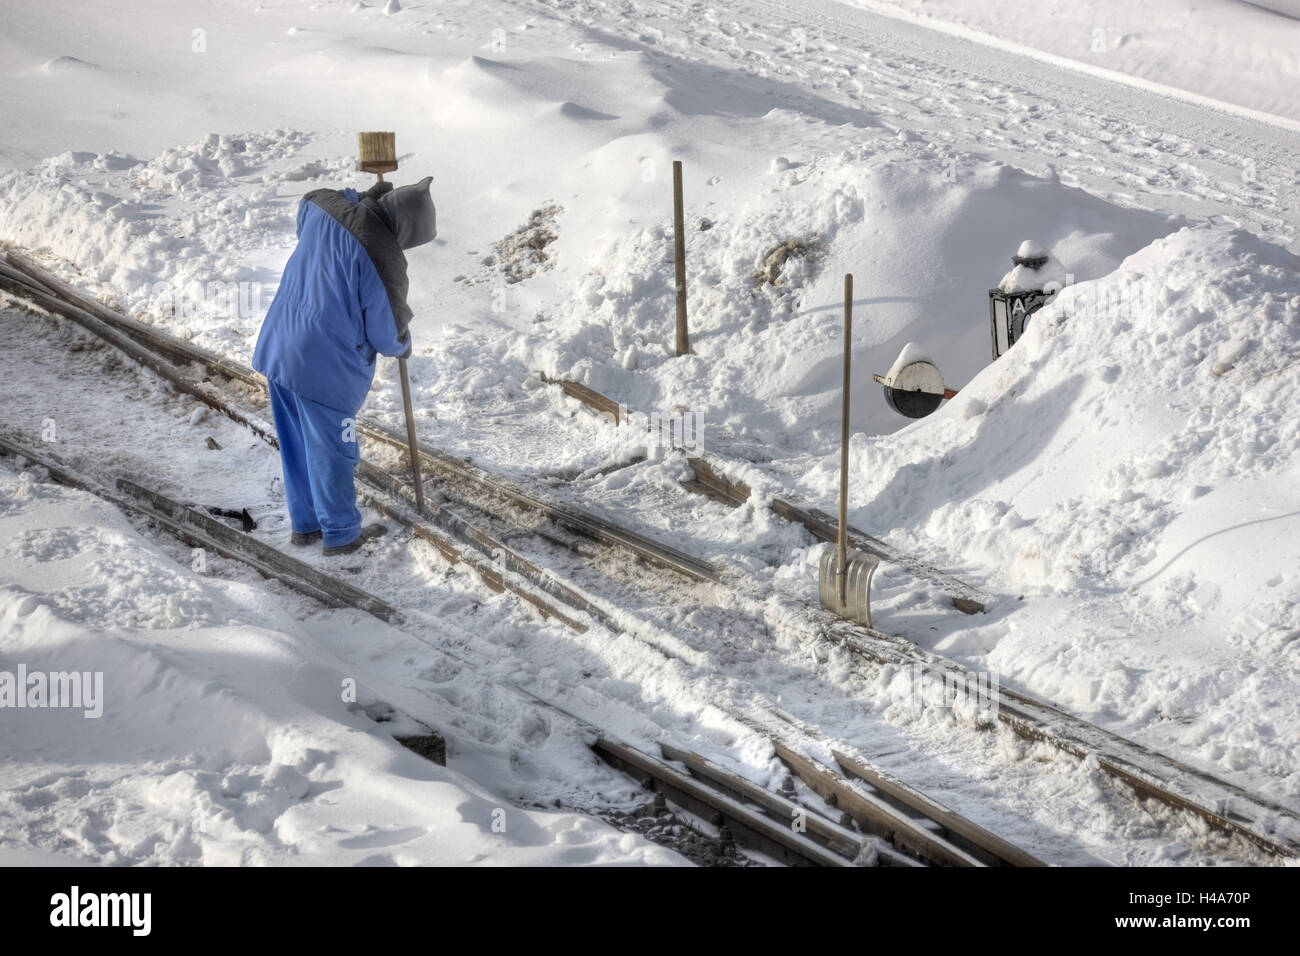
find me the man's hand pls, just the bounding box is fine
[397,333,412,360]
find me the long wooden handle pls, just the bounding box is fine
[672,160,689,356]
[397,356,426,516]
[839,273,852,607]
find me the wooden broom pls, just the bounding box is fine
[359,131,425,516]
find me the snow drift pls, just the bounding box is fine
[519,153,1179,447]
[801,225,1300,799]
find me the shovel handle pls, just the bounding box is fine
[397,355,426,516]
[839,274,852,607]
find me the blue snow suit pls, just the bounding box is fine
[253,186,416,548]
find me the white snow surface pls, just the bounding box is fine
[885,342,936,381]
[997,243,1070,294]
[805,228,1300,787]
[1,0,1297,865]
[854,0,1300,124]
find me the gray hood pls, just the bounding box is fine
[373,175,437,250]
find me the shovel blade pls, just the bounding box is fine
[818,547,879,626]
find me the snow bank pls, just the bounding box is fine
[0,124,1177,456]
[800,225,1300,794]
[835,225,1300,592]
[515,153,1176,445]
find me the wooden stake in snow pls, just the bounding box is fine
[672,160,689,357]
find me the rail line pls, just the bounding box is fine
[541,372,1300,859]
[0,428,1035,867]
[2,249,1297,861]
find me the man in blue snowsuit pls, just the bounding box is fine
[253,176,436,556]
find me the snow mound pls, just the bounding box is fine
[886,342,936,378]
[37,56,103,76]
[804,224,1300,792]
[516,154,1177,447]
[843,224,1300,596]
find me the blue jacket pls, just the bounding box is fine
[254,187,413,414]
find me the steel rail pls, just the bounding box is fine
[654,741,926,866]
[543,373,1300,858]
[824,624,1300,858]
[0,431,400,621]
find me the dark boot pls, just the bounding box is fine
[322,523,388,557]
[291,529,323,547]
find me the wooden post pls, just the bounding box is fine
[672,160,689,356]
[838,273,852,607]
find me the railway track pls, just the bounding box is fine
[541,378,1300,860]
[0,428,1035,867]
[2,248,1297,863]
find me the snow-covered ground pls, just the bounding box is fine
[858,0,1300,124]
[1,0,1297,865]
[0,469,682,866]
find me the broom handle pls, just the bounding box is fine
[365,160,422,514]
[839,273,852,607]
[397,355,426,516]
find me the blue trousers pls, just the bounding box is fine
[267,381,362,548]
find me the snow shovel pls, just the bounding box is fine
[818,273,879,626]
[360,131,426,516]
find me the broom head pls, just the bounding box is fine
[358,131,398,174]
